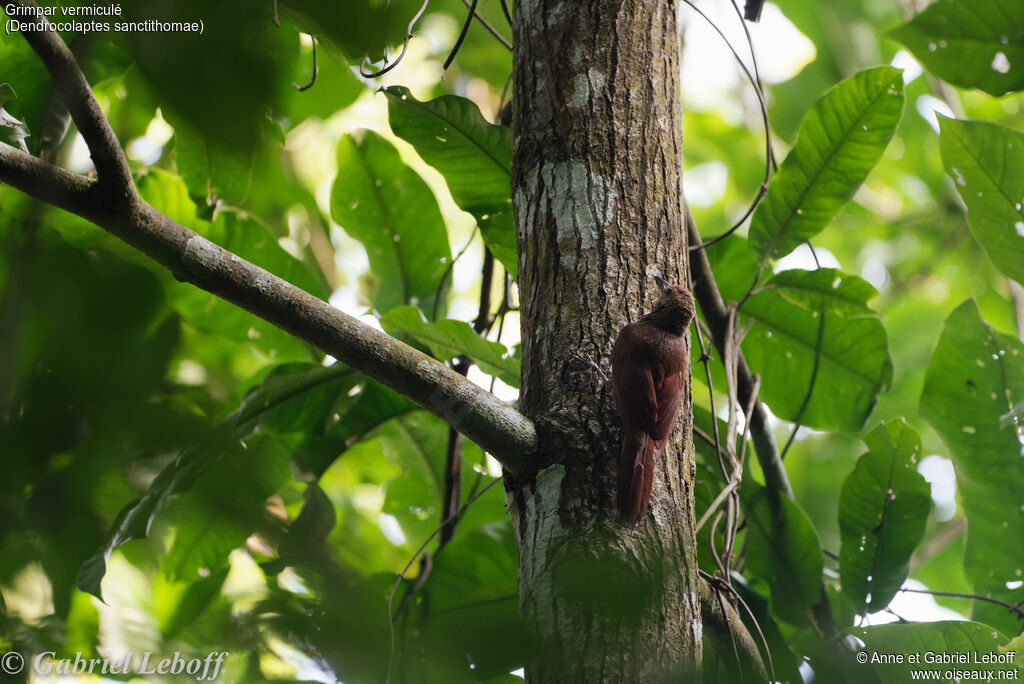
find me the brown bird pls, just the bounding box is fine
[611,276,696,524]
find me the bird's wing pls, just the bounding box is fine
[651,363,684,442]
[611,327,659,434]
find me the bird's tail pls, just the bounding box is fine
[617,432,658,524]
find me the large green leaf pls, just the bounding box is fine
[920,300,1024,635]
[123,0,296,151]
[171,112,255,207]
[850,621,1014,683]
[889,0,1024,96]
[77,362,353,600]
[384,86,517,277]
[742,268,893,431]
[939,118,1024,285]
[277,0,426,63]
[380,305,520,387]
[330,131,451,317]
[839,420,932,615]
[748,67,905,262]
[743,482,825,627]
[404,522,524,680]
[162,435,291,581]
[234,363,356,435]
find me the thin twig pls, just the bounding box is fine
[694,316,728,482]
[686,207,787,495]
[682,0,775,252]
[360,0,430,79]
[899,587,1024,623]
[432,225,479,321]
[780,300,825,460]
[500,0,513,28]
[461,0,512,51]
[444,0,480,71]
[696,479,741,533]
[293,39,318,92]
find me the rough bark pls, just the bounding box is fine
[507,1,701,680]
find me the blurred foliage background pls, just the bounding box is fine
[0,0,1022,681]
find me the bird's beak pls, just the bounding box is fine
[652,275,670,290]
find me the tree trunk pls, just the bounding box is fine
[508,1,701,680]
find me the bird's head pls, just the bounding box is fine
[649,276,695,332]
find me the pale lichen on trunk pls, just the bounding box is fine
[507,0,701,680]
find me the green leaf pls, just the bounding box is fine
[282,49,364,128]
[839,419,932,615]
[888,0,1024,96]
[77,360,354,600]
[850,621,1013,683]
[162,436,291,581]
[920,300,1024,635]
[405,522,524,680]
[377,411,449,543]
[123,0,296,151]
[76,440,221,600]
[159,567,229,638]
[325,378,416,440]
[384,86,517,277]
[330,131,451,317]
[171,113,254,207]
[748,67,905,262]
[742,268,893,431]
[277,0,426,63]
[380,305,520,387]
[235,363,356,435]
[0,83,16,107]
[743,482,825,626]
[273,483,338,569]
[938,118,1024,285]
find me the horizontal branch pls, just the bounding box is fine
[1,0,538,474]
[0,148,537,472]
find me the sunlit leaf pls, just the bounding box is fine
[939,118,1024,285]
[385,86,517,277]
[380,305,520,387]
[139,170,321,361]
[748,67,904,262]
[330,131,451,317]
[920,300,1024,636]
[743,482,824,627]
[742,269,892,431]
[850,621,1013,683]
[889,0,1024,96]
[171,113,254,207]
[839,420,932,614]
